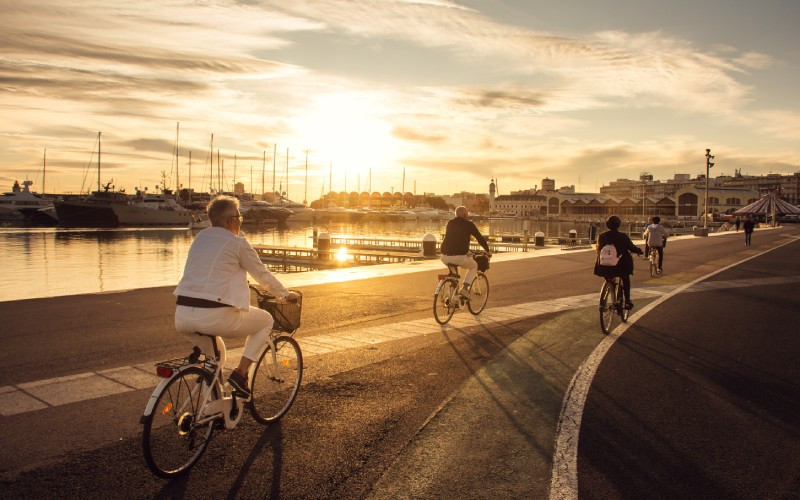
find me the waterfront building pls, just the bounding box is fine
[491,177,758,221]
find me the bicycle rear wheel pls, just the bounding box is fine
[618,282,630,323]
[467,273,489,315]
[142,366,217,478]
[249,335,303,424]
[433,278,458,325]
[599,281,615,334]
[649,252,656,277]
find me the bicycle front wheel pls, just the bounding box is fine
[249,335,303,424]
[467,273,489,315]
[433,278,458,325]
[142,366,217,478]
[599,281,615,334]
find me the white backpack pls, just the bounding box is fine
[598,243,620,266]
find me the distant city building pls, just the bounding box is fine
[489,175,762,221]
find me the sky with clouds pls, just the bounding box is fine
[1,0,798,199]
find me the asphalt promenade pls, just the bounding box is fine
[369,227,800,499]
[1,224,799,498]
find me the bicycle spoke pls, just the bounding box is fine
[142,367,216,478]
[249,336,303,424]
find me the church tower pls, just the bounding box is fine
[489,178,496,213]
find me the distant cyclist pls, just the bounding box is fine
[440,206,492,301]
[594,215,643,310]
[643,216,669,273]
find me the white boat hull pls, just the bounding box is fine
[112,204,195,226]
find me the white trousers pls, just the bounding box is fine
[440,254,477,287]
[175,305,274,365]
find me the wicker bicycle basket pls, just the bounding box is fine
[257,290,303,334]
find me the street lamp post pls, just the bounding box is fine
[704,148,715,229]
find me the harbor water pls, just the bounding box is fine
[1,219,604,302]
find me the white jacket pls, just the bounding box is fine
[643,223,669,248]
[174,227,289,310]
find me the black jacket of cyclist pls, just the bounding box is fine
[593,215,643,308]
[440,206,491,298]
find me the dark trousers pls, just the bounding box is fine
[622,275,631,301]
[745,232,752,245]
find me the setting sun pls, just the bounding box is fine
[293,92,400,178]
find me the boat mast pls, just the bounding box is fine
[402,166,405,206]
[97,131,101,192]
[285,148,289,199]
[175,122,179,192]
[188,150,192,194]
[303,149,308,205]
[272,144,276,197]
[209,134,214,194]
[329,161,332,204]
[262,151,266,197]
[42,149,46,196]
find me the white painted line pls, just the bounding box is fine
[548,237,800,500]
[0,385,18,394]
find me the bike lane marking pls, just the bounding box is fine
[548,237,800,500]
[2,273,799,418]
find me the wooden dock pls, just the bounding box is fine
[253,245,427,268]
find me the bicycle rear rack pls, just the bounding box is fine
[154,350,216,378]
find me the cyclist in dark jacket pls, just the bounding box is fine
[440,206,491,300]
[594,215,643,309]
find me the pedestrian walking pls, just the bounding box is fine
[743,216,755,245]
[735,217,741,232]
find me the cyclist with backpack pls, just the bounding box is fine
[594,215,644,310]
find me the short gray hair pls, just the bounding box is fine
[455,206,468,217]
[207,195,239,227]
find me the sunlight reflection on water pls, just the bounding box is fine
[1,218,595,301]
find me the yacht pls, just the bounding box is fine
[272,197,315,222]
[54,132,130,227]
[53,181,129,227]
[313,205,366,222]
[0,180,58,225]
[111,189,197,226]
[239,199,293,225]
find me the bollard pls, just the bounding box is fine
[534,231,545,247]
[523,229,529,252]
[422,233,437,257]
[317,232,330,259]
[569,229,577,244]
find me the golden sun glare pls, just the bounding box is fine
[294,92,400,180]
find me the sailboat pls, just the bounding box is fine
[53,132,129,227]
[0,179,58,225]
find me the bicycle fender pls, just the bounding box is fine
[141,377,173,423]
[140,364,204,423]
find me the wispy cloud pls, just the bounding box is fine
[0,0,793,194]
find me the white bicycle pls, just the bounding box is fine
[141,288,303,478]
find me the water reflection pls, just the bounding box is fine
[0,219,601,302]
